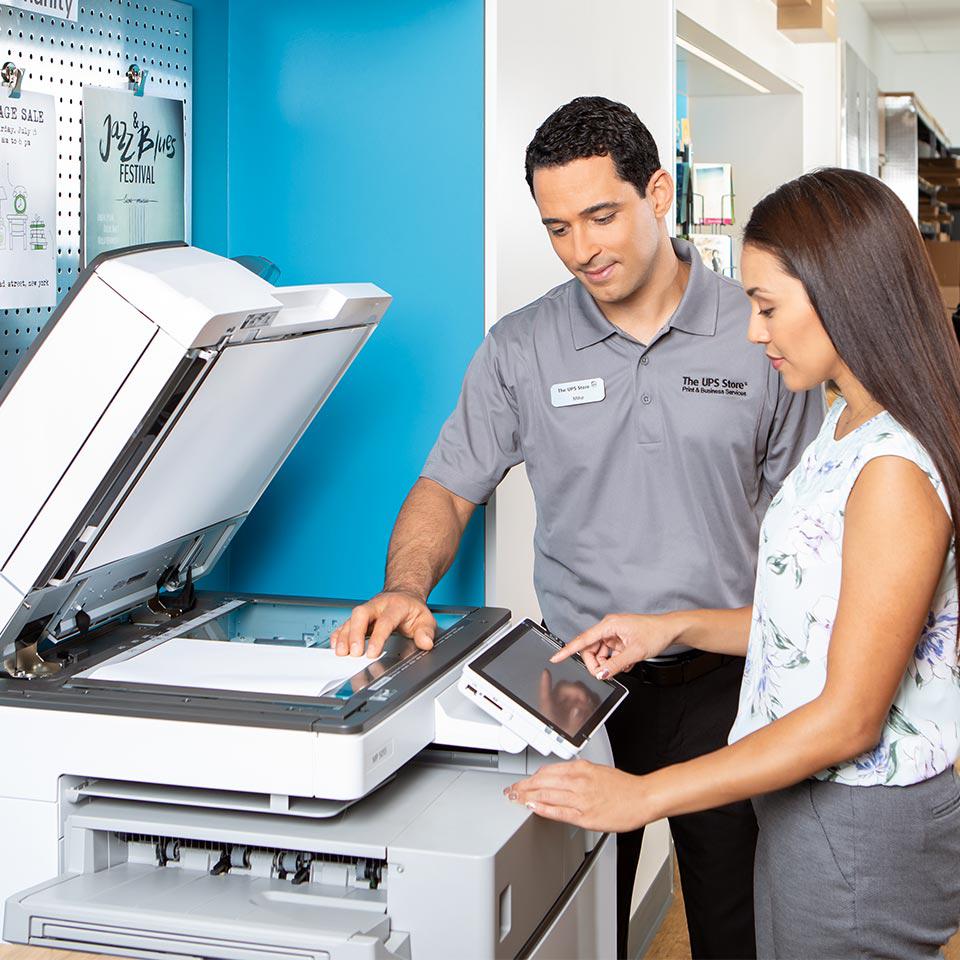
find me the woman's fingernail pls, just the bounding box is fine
[525,801,537,811]
[508,792,518,801]
[596,668,609,680]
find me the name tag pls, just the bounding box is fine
[550,378,605,408]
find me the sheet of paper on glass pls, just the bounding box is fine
[81,86,185,266]
[0,91,57,308]
[83,637,384,699]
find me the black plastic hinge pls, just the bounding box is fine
[148,565,197,618]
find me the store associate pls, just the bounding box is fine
[331,97,823,960]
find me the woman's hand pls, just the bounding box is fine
[504,760,654,832]
[551,613,682,679]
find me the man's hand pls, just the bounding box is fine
[331,590,437,658]
[550,613,680,679]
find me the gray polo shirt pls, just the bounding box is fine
[422,238,825,646]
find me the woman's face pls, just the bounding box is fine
[741,244,842,393]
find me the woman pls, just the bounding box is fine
[507,168,960,958]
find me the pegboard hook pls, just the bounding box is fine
[1,62,23,99]
[126,63,147,97]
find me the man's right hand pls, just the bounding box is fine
[331,590,438,658]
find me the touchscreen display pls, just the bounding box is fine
[475,622,624,742]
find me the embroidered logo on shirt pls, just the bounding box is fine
[681,375,748,398]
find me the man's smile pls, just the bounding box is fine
[583,263,616,283]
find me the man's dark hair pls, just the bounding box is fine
[524,96,661,199]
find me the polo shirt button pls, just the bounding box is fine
[640,356,649,365]
[642,394,652,405]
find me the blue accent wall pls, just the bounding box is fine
[198,0,486,604]
[188,0,231,590]
[190,0,229,256]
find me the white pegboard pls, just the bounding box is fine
[0,0,192,381]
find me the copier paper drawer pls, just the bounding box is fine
[4,864,410,960]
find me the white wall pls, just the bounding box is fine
[678,0,803,86]
[838,0,959,146]
[688,92,804,268]
[677,0,840,172]
[485,0,675,624]
[795,41,842,171]
[837,0,893,74]
[882,53,960,145]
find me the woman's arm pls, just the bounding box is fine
[667,606,754,656]
[513,455,953,831]
[552,606,753,679]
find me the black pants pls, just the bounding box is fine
[604,657,757,960]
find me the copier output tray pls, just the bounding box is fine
[3,768,455,960]
[8,866,402,960]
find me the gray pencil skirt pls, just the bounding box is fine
[752,767,960,959]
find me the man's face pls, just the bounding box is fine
[532,154,664,306]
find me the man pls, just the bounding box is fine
[332,97,823,959]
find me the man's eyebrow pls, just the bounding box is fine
[541,201,622,226]
[580,201,621,217]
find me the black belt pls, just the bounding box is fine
[630,649,733,687]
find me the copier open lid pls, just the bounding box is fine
[0,242,391,674]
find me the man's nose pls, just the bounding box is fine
[573,227,601,268]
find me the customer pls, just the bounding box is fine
[332,96,823,959]
[508,167,960,959]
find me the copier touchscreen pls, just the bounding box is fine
[466,619,627,747]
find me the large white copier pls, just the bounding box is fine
[0,244,616,960]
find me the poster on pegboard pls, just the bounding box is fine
[0,91,57,309]
[82,87,184,266]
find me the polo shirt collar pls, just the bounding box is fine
[667,238,719,337]
[569,278,618,349]
[569,237,719,350]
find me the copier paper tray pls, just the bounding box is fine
[7,865,402,960]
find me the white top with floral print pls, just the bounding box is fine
[728,398,960,786]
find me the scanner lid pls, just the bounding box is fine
[0,244,390,667]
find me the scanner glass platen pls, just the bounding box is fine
[75,600,467,702]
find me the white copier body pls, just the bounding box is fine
[0,244,616,960]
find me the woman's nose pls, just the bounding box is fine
[747,310,770,345]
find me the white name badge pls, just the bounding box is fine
[550,377,605,408]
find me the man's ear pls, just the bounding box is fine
[645,168,675,220]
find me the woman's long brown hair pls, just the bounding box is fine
[744,167,960,607]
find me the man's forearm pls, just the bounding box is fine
[384,479,475,600]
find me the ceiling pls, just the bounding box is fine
[860,0,960,53]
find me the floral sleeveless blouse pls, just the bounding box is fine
[728,398,960,786]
